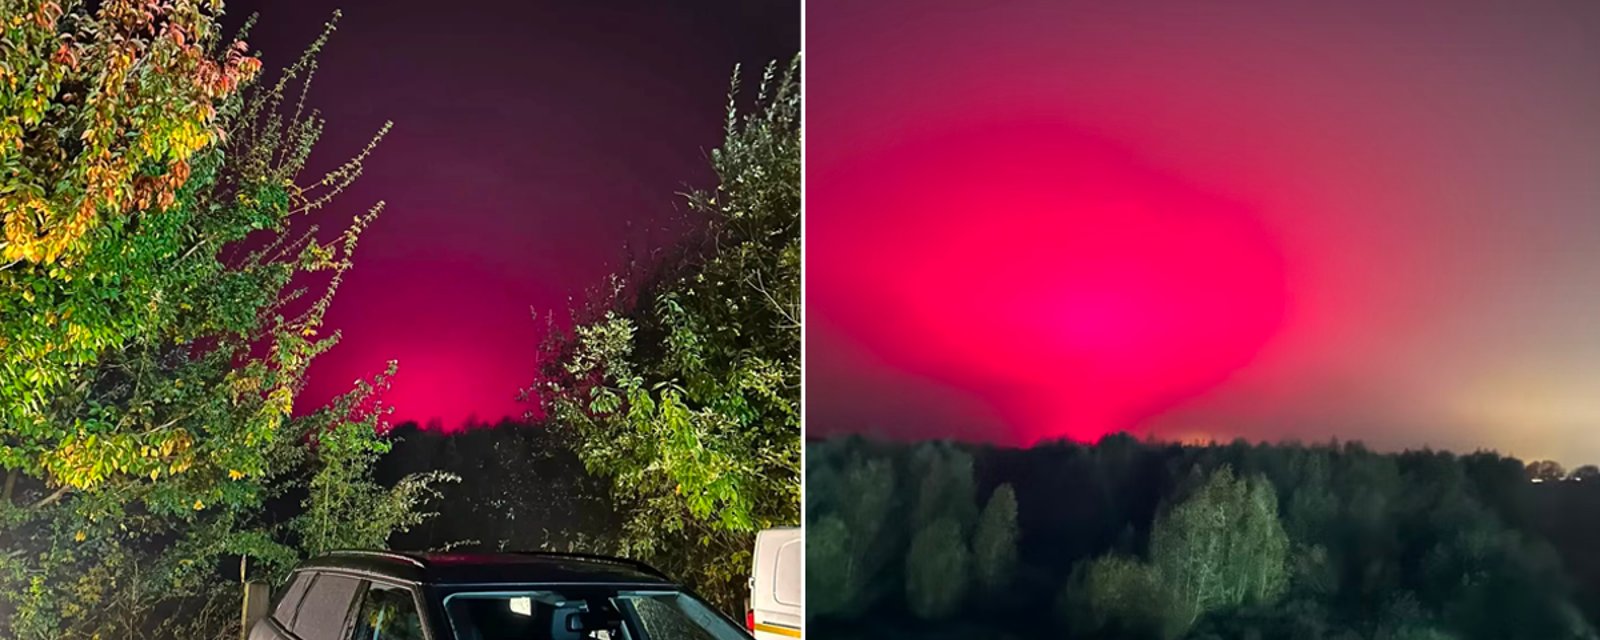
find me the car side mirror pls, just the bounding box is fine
[241,580,271,632]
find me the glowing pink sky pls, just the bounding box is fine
[232,0,799,429]
[807,0,1600,466]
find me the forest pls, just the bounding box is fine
[808,435,1600,640]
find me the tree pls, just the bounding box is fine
[533,57,799,610]
[1064,466,1290,639]
[811,436,1600,639]
[972,483,1019,599]
[0,7,449,638]
[806,515,857,619]
[1,0,266,492]
[1527,460,1567,483]
[1151,466,1290,630]
[1,0,261,266]
[291,365,458,556]
[806,446,899,620]
[1066,554,1173,639]
[908,441,979,533]
[1569,465,1599,483]
[905,516,970,620]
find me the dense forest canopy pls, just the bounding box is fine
[808,435,1600,640]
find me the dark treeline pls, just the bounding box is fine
[373,419,622,554]
[808,435,1600,640]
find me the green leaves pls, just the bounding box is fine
[972,483,1019,598]
[1067,465,1291,640]
[292,365,459,558]
[534,56,800,611]
[906,517,972,620]
[1151,466,1290,628]
[0,9,435,639]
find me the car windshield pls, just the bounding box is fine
[442,588,747,640]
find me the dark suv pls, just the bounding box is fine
[247,550,752,640]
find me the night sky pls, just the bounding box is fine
[226,0,798,430]
[807,0,1600,466]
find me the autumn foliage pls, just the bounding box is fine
[0,5,448,638]
[2,0,260,265]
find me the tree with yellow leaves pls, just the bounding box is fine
[2,0,261,265]
[0,4,450,638]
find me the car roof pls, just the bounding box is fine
[299,550,676,586]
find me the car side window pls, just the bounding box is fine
[294,573,362,639]
[348,582,425,640]
[272,572,313,627]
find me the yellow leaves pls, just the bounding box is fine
[192,499,204,511]
[74,531,86,542]
[63,322,89,346]
[266,386,294,416]
[228,469,244,480]
[0,1,256,268]
[163,430,193,457]
[44,436,103,490]
[41,428,201,489]
[229,373,262,397]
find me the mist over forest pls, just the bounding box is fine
[807,435,1600,640]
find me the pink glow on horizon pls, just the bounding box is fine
[806,0,1600,467]
[811,120,1288,444]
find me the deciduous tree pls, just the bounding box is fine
[0,7,448,638]
[906,516,970,620]
[1151,466,1290,630]
[534,57,799,610]
[1528,460,1567,483]
[972,483,1018,599]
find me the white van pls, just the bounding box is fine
[747,527,802,639]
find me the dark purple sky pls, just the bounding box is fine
[227,0,798,429]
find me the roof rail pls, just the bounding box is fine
[510,551,669,579]
[325,549,428,568]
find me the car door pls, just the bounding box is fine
[250,571,314,640]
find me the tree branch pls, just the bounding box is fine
[30,485,71,510]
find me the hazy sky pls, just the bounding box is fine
[229,0,798,430]
[807,0,1600,466]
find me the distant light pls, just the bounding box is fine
[1532,478,1545,484]
[509,597,532,616]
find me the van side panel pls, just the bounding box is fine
[751,527,803,639]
